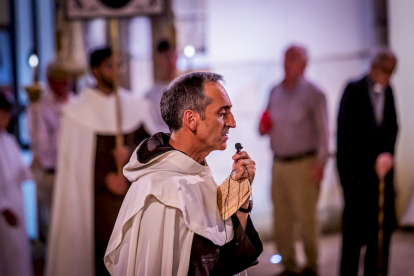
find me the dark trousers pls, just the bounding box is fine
[340,207,393,276]
[339,173,396,276]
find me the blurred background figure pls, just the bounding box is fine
[337,49,398,276]
[45,48,155,276]
[144,39,178,133]
[0,91,33,276]
[29,62,74,244]
[259,45,329,276]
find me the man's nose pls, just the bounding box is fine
[226,113,236,128]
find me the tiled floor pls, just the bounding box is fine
[247,229,414,276]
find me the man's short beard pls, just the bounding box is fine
[100,77,114,91]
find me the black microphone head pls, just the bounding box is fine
[235,143,243,152]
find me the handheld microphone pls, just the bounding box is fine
[235,143,243,153]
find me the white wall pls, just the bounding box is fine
[202,0,380,238]
[207,0,376,64]
[389,0,414,222]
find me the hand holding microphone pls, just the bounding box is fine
[217,143,256,220]
[232,143,256,185]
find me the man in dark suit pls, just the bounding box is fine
[337,50,398,276]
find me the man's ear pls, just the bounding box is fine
[182,110,198,131]
[91,67,99,79]
[370,64,378,74]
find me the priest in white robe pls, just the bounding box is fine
[105,72,263,276]
[46,48,156,276]
[0,92,33,276]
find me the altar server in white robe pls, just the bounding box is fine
[0,92,33,276]
[46,48,156,276]
[105,72,263,276]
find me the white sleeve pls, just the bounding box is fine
[0,135,31,212]
[0,174,10,212]
[12,141,32,183]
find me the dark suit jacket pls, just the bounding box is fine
[336,75,398,230]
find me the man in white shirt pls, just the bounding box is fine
[29,63,74,243]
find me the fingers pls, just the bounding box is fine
[375,161,393,180]
[233,156,255,171]
[105,173,129,196]
[232,164,256,182]
[232,152,255,168]
[231,151,256,183]
[113,146,132,166]
[233,163,255,175]
[3,210,19,227]
[234,157,255,167]
[232,151,251,162]
[377,168,388,180]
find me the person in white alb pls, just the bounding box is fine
[29,62,74,243]
[0,91,33,276]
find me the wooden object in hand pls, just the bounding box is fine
[217,175,252,220]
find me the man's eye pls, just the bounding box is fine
[219,112,225,117]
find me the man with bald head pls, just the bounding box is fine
[260,45,329,276]
[29,62,74,243]
[337,50,398,276]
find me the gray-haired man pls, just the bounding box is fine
[337,49,398,276]
[105,72,263,275]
